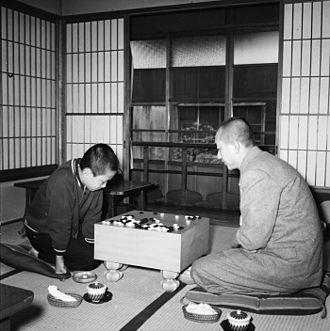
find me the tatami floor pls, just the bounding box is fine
[0,204,239,278]
[1,221,26,246]
[1,206,330,331]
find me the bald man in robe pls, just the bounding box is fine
[191,117,323,295]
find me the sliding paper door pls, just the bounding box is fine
[280,0,330,187]
[65,18,124,165]
[1,6,57,171]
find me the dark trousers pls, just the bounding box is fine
[25,226,101,271]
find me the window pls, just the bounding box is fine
[233,31,279,152]
[170,104,224,163]
[129,3,280,209]
[178,105,223,144]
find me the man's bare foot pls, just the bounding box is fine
[179,266,196,285]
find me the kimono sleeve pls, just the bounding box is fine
[237,169,282,250]
[81,190,103,240]
[47,173,75,255]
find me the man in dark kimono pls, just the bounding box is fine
[25,144,119,275]
[191,117,323,295]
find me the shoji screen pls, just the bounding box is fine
[1,7,57,170]
[280,0,330,187]
[65,19,124,166]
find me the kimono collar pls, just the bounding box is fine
[240,146,262,173]
[71,158,84,190]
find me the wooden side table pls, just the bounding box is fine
[14,179,47,218]
[103,180,157,218]
[0,284,34,331]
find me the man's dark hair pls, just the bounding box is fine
[80,144,119,176]
[217,117,255,147]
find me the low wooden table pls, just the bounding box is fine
[94,210,210,291]
[0,284,34,331]
[14,179,47,218]
[14,178,156,220]
[103,181,157,218]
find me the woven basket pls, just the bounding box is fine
[182,304,222,323]
[47,293,83,308]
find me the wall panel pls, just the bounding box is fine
[1,6,57,171]
[279,0,330,188]
[65,18,124,166]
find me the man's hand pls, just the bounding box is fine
[55,255,67,274]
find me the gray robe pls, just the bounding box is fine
[191,147,323,295]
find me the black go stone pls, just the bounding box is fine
[140,218,149,224]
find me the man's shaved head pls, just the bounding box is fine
[216,117,255,147]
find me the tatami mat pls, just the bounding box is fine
[0,225,236,330]
[0,223,236,278]
[140,285,221,331]
[1,221,26,276]
[1,265,166,331]
[2,222,329,330]
[140,284,330,331]
[0,221,25,246]
[0,259,15,276]
[140,225,330,331]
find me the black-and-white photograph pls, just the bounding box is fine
[1,0,330,330]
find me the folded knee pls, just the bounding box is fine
[191,257,208,279]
